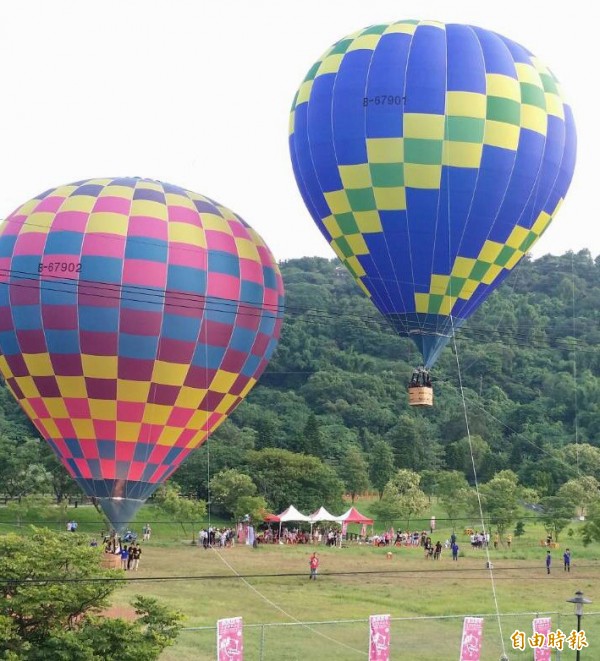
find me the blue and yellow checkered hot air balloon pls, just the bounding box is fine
[289,20,576,402]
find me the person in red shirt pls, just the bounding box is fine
[309,552,319,580]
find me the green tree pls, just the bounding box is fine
[246,448,344,513]
[232,495,268,523]
[339,447,369,502]
[253,415,279,451]
[0,529,182,659]
[445,435,494,482]
[479,470,532,537]
[302,413,322,456]
[319,424,361,462]
[560,444,600,480]
[385,415,443,471]
[435,471,471,528]
[391,468,421,492]
[368,440,396,499]
[29,596,183,661]
[153,483,206,541]
[517,453,574,495]
[558,476,600,518]
[0,436,51,498]
[370,482,404,528]
[41,451,82,503]
[6,495,53,528]
[581,501,600,546]
[540,495,575,542]
[209,469,257,517]
[390,469,428,527]
[171,420,255,499]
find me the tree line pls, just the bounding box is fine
[3,251,600,538]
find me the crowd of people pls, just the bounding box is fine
[118,543,142,570]
[370,529,443,548]
[198,527,236,548]
[255,526,343,546]
[102,531,143,571]
[468,531,512,550]
[86,518,577,581]
[367,529,464,561]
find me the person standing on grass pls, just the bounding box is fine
[133,543,142,571]
[546,550,552,575]
[451,541,459,561]
[309,552,319,580]
[563,548,571,572]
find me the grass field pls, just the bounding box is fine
[2,503,599,659]
[108,540,600,660]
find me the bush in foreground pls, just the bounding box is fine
[0,528,182,660]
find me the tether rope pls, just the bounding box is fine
[571,252,580,474]
[451,319,507,659]
[211,545,367,657]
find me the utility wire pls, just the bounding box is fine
[1,563,598,585]
[0,265,597,355]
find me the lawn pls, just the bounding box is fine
[107,521,600,660]
[2,503,599,659]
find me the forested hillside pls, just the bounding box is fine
[3,250,600,516]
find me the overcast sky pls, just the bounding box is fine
[0,0,592,263]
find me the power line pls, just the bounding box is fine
[3,206,599,350]
[0,265,598,356]
[1,563,598,585]
[0,514,560,525]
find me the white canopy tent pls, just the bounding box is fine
[276,505,311,540]
[308,506,339,522]
[277,505,311,522]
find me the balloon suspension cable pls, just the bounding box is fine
[210,545,367,657]
[571,252,580,473]
[450,316,507,659]
[205,338,211,533]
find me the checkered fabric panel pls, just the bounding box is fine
[0,178,284,498]
[289,19,576,367]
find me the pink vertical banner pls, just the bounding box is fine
[341,521,348,536]
[237,523,247,544]
[217,616,243,660]
[360,523,367,537]
[369,613,391,660]
[532,617,552,661]
[459,617,484,661]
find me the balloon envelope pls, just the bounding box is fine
[289,20,576,367]
[0,178,284,529]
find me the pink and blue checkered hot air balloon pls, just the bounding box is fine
[0,178,284,530]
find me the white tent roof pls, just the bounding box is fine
[276,505,311,522]
[308,506,339,522]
